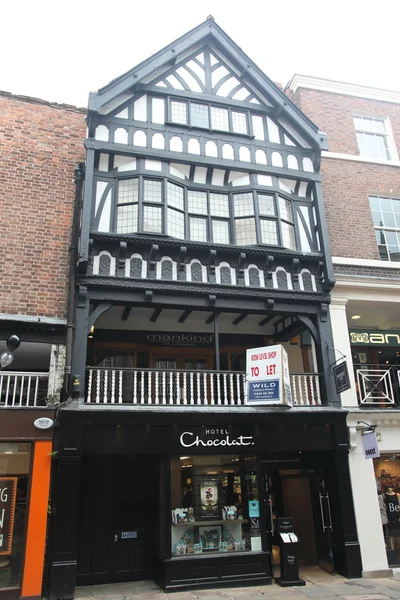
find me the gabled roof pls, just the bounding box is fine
[89,18,327,150]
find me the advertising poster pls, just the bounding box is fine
[245,344,292,406]
[0,477,17,556]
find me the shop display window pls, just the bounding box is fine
[171,455,260,556]
[0,443,31,589]
[374,454,400,566]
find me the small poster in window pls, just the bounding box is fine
[248,500,260,518]
[0,477,17,556]
[200,479,219,517]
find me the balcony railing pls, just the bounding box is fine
[85,368,323,407]
[0,372,49,407]
[355,364,400,407]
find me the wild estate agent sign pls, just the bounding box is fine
[245,344,292,406]
[0,477,17,556]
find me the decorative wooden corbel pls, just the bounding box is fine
[118,241,127,271]
[149,244,159,271]
[179,246,187,272]
[265,255,275,280]
[291,258,300,283]
[145,290,153,303]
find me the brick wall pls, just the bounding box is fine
[0,92,86,319]
[290,88,400,260]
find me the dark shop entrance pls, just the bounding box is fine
[77,455,159,585]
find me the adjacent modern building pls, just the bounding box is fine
[0,91,85,600]
[287,74,400,576]
[47,20,362,598]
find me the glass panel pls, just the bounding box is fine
[383,212,396,228]
[385,231,399,245]
[190,217,208,242]
[171,100,188,124]
[188,190,208,215]
[143,179,162,203]
[235,218,257,245]
[167,182,184,210]
[376,229,386,244]
[190,103,209,128]
[392,199,400,213]
[118,178,138,204]
[210,193,229,217]
[258,194,276,216]
[369,196,380,211]
[279,196,293,222]
[388,245,400,260]
[167,208,185,239]
[353,116,365,130]
[143,205,162,233]
[378,245,389,260]
[117,203,138,233]
[210,106,229,131]
[371,210,383,226]
[0,443,32,588]
[356,132,367,156]
[170,454,259,556]
[212,220,230,244]
[281,221,296,250]
[231,111,248,134]
[233,193,254,217]
[260,219,278,245]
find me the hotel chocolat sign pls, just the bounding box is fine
[179,428,255,449]
[0,477,17,556]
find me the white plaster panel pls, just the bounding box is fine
[125,253,147,278]
[95,181,108,213]
[266,117,280,143]
[252,116,265,140]
[145,160,162,171]
[279,179,296,194]
[114,156,137,172]
[152,133,165,149]
[255,149,267,164]
[186,60,205,84]
[95,125,109,142]
[257,175,273,187]
[156,257,178,280]
[133,95,147,121]
[114,127,128,144]
[229,172,250,187]
[98,189,112,233]
[298,181,308,197]
[232,87,249,101]
[170,136,183,152]
[133,130,147,147]
[193,166,207,184]
[93,251,116,275]
[176,66,202,92]
[186,259,207,283]
[170,163,190,179]
[115,107,129,119]
[205,141,218,157]
[151,98,165,124]
[303,157,314,172]
[287,155,298,170]
[222,144,234,160]
[211,169,225,186]
[211,64,229,87]
[188,138,201,154]
[271,152,283,167]
[284,134,295,146]
[98,153,109,172]
[166,74,185,90]
[239,146,251,162]
[217,77,240,97]
[216,262,236,285]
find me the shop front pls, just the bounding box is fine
[0,409,54,600]
[49,409,361,597]
[374,453,400,567]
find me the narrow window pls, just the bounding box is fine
[116,179,138,234]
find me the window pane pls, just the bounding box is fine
[281,222,296,250]
[362,133,389,160]
[385,230,399,245]
[371,210,383,226]
[232,111,248,134]
[171,100,187,124]
[378,245,389,260]
[258,194,276,216]
[233,193,254,217]
[167,208,185,239]
[393,199,400,213]
[117,204,138,233]
[380,197,392,211]
[212,220,230,244]
[368,196,380,210]
[353,116,365,130]
[382,211,396,228]
[190,103,209,128]
[279,196,293,222]
[190,217,208,241]
[388,246,400,260]
[235,217,257,245]
[375,229,386,245]
[260,219,278,245]
[143,179,162,203]
[118,178,138,204]
[210,106,229,131]
[188,190,208,215]
[143,205,162,233]
[210,193,229,217]
[356,132,367,157]
[167,182,184,210]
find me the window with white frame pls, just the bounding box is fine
[353,116,391,160]
[170,99,249,135]
[369,196,400,261]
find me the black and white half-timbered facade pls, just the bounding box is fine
[48,19,362,598]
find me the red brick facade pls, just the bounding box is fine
[0,92,86,319]
[289,87,400,260]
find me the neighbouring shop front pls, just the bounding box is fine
[374,454,400,567]
[0,409,54,600]
[48,409,361,597]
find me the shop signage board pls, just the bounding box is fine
[362,431,380,459]
[0,477,17,556]
[333,361,351,393]
[350,330,400,347]
[245,344,292,406]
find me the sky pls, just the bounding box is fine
[2,0,400,108]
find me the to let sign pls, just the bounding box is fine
[245,344,292,406]
[0,477,17,555]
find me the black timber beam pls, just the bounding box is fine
[274,320,305,342]
[232,313,248,326]
[206,311,221,324]
[258,315,275,327]
[121,306,132,321]
[150,308,163,322]
[85,140,320,183]
[178,310,192,323]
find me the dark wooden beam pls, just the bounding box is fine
[232,313,248,326]
[275,320,304,342]
[178,310,192,323]
[121,306,132,321]
[259,315,275,327]
[150,308,162,322]
[206,311,221,325]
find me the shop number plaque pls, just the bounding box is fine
[121,531,137,539]
[0,477,17,556]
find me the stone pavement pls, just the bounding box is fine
[74,567,400,600]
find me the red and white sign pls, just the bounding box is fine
[245,344,292,406]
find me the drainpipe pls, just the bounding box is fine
[63,162,85,399]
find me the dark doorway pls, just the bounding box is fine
[263,464,334,574]
[77,455,159,585]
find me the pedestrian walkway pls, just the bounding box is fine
[74,567,400,600]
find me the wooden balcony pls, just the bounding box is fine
[0,371,49,408]
[355,364,400,407]
[85,367,323,407]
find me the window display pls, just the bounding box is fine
[171,455,260,556]
[0,443,31,589]
[374,454,400,566]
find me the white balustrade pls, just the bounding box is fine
[85,368,322,407]
[355,365,400,406]
[0,372,49,407]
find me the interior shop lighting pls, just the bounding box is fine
[351,315,361,320]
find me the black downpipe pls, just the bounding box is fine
[64,162,85,399]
